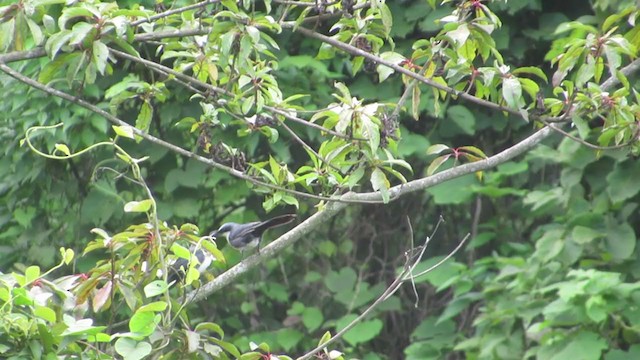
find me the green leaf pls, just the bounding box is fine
[437,296,475,324]
[54,143,71,156]
[458,146,487,159]
[221,0,240,12]
[576,57,595,87]
[60,247,74,265]
[25,266,40,284]
[377,51,405,82]
[519,78,540,100]
[585,295,607,323]
[411,316,456,341]
[135,101,153,135]
[512,66,548,82]
[45,29,73,58]
[68,22,95,46]
[446,105,475,135]
[606,161,640,203]
[61,316,106,336]
[426,174,476,204]
[318,331,332,346]
[137,301,167,312]
[370,168,390,201]
[383,166,407,183]
[379,4,393,33]
[502,77,522,109]
[346,167,365,189]
[534,228,564,263]
[426,144,450,155]
[129,311,159,336]
[112,125,136,139]
[426,155,450,176]
[26,17,44,45]
[171,243,191,260]
[195,322,225,338]
[58,7,95,29]
[124,199,153,213]
[276,328,303,351]
[302,306,324,332]
[144,281,168,298]
[34,306,57,323]
[336,315,383,346]
[571,226,602,245]
[605,220,635,260]
[446,23,470,46]
[361,117,380,153]
[325,267,357,294]
[92,40,108,75]
[13,206,36,228]
[114,339,152,360]
[547,331,607,360]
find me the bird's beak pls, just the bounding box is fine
[209,231,219,239]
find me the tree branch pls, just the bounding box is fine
[186,197,349,303]
[109,48,359,141]
[131,0,222,26]
[0,63,375,204]
[294,26,523,119]
[186,124,556,303]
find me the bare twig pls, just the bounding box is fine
[540,118,633,151]
[131,0,222,27]
[279,120,342,171]
[280,2,370,28]
[390,58,431,120]
[296,223,468,360]
[272,0,327,6]
[134,28,209,42]
[405,234,469,280]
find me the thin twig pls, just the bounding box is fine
[279,120,342,171]
[390,58,430,120]
[541,120,632,151]
[131,0,222,27]
[280,2,370,28]
[297,225,468,360]
[406,234,469,280]
[134,28,209,42]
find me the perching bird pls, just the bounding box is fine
[210,214,296,251]
[167,245,215,284]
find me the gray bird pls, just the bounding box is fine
[167,245,215,284]
[210,214,296,251]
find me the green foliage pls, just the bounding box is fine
[1,0,640,358]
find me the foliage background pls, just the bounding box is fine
[1,0,640,359]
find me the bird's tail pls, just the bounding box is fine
[257,214,297,231]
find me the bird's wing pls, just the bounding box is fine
[229,221,262,238]
[226,215,296,244]
[254,214,297,233]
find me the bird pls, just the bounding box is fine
[167,245,215,285]
[210,214,296,252]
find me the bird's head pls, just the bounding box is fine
[209,222,236,239]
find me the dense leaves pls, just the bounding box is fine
[0,0,639,359]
